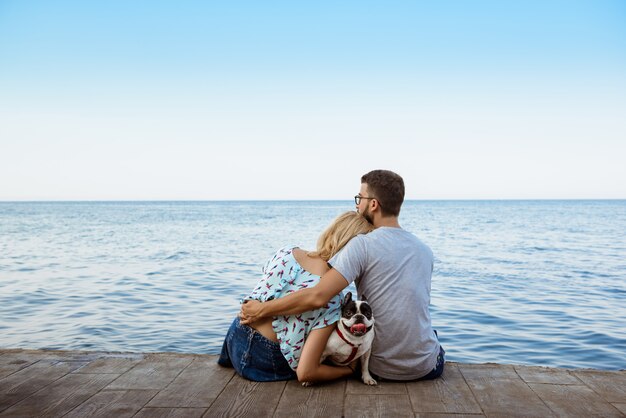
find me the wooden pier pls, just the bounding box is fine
[1,349,624,417]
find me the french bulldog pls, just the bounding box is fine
[309,291,376,386]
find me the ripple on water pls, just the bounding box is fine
[165,253,185,261]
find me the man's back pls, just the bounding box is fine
[329,227,440,380]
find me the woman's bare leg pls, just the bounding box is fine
[296,325,353,384]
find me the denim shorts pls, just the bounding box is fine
[217,317,297,382]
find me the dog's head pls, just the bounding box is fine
[340,292,374,337]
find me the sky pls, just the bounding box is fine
[1,1,625,200]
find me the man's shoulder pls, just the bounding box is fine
[340,228,431,257]
[366,228,433,256]
[368,227,426,243]
[340,232,368,253]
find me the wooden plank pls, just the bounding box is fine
[611,403,626,415]
[64,389,157,418]
[74,355,143,374]
[1,350,125,367]
[414,414,485,418]
[0,360,86,413]
[204,375,286,417]
[0,373,118,417]
[105,355,193,390]
[134,407,206,417]
[346,377,407,395]
[274,379,345,418]
[458,364,555,417]
[406,364,482,414]
[147,356,234,408]
[0,350,103,366]
[344,394,413,418]
[0,353,41,379]
[0,350,46,355]
[34,351,105,363]
[459,363,519,379]
[514,365,580,385]
[529,383,623,417]
[572,370,626,403]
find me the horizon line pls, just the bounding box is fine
[1,198,625,203]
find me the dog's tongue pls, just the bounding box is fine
[350,323,367,335]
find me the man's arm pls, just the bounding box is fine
[239,268,348,324]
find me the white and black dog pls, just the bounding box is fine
[317,292,376,385]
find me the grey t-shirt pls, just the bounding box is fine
[329,227,440,380]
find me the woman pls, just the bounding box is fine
[217,211,373,383]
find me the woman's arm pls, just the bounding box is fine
[295,324,353,384]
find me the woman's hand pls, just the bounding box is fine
[239,300,263,325]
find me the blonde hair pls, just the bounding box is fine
[308,211,374,261]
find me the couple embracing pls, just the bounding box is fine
[218,169,444,384]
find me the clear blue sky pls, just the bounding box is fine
[1,1,625,200]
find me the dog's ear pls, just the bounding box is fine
[360,294,367,302]
[344,292,353,304]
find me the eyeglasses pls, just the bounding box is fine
[354,195,376,205]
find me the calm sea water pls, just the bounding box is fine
[1,201,625,370]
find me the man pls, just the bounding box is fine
[240,169,444,380]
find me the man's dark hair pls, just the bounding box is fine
[361,169,405,217]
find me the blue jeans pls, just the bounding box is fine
[217,317,297,382]
[415,343,446,381]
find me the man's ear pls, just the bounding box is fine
[371,198,381,213]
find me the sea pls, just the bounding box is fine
[1,200,625,370]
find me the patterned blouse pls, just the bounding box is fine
[245,246,343,370]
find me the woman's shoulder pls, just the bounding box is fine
[274,245,298,259]
[266,245,296,259]
[291,248,329,277]
[264,245,298,270]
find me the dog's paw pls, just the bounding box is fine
[301,381,313,387]
[362,375,377,386]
